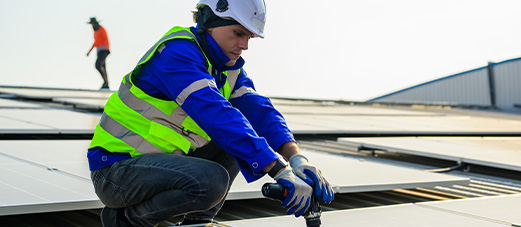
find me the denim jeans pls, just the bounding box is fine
[91,142,240,227]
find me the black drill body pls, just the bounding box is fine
[262,183,322,227]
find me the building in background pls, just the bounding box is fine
[369,57,521,113]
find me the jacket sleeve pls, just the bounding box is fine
[229,70,296,152]
[143,39,279,182]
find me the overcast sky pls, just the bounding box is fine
[1,0,521,101]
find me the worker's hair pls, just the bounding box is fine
[193,6,239,30]
[192,10,199,23]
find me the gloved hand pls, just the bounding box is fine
[274,169,313,217]
[289,154,334,204]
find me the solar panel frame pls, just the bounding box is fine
[221,202,510,227]
[0,98,47,108]
[338,137,521,172]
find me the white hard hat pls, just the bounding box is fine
[196,0,266,38]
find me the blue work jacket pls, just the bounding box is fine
[88,26,294,182]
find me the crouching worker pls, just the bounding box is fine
[87,0,334,226]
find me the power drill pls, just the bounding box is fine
[262,183,322,227]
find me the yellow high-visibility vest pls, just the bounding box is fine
[89,26,239,157]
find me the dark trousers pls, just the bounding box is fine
[96,50,110,87]
[90,142,239,227]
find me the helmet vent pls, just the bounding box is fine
[216,0,229,12]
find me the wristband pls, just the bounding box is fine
[268,158,287,178]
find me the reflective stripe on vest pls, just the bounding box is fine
[138,29,197,66]
[107,73,211,147]
[90,26,240,156]
[99,113,164,154]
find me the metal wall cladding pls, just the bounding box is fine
[492,60,521,111]
[371,57,521,112]
[374,68,491,106]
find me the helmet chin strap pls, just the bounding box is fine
[196,6,238,75]
[197,25,218,77]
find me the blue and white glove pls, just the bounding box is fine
[289,154,334,203]
[274,169,313,217]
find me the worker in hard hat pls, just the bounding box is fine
[87,0,334,226]
[86,17,110,90]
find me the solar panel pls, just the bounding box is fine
[221,202,512,227]
[0,109,100,134]
[0,154,101,216]
[4,88,521,136]
[284,114,521,135]
[0,116,57,134]
[52,97,109,110]
[228,148,468,200]
[0,140,468,215]
[0,87,111,111]
[271,99,441,116]
[0,140,92,179]
[0,88,517,225]
[419,193,521,225]
[338,137,521,171]
[0,87,112,100]
[0,98,46,108]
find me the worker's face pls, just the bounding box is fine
[208,24,253,67]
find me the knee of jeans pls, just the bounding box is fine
[91,169,128,208]
[194,165,229,209]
